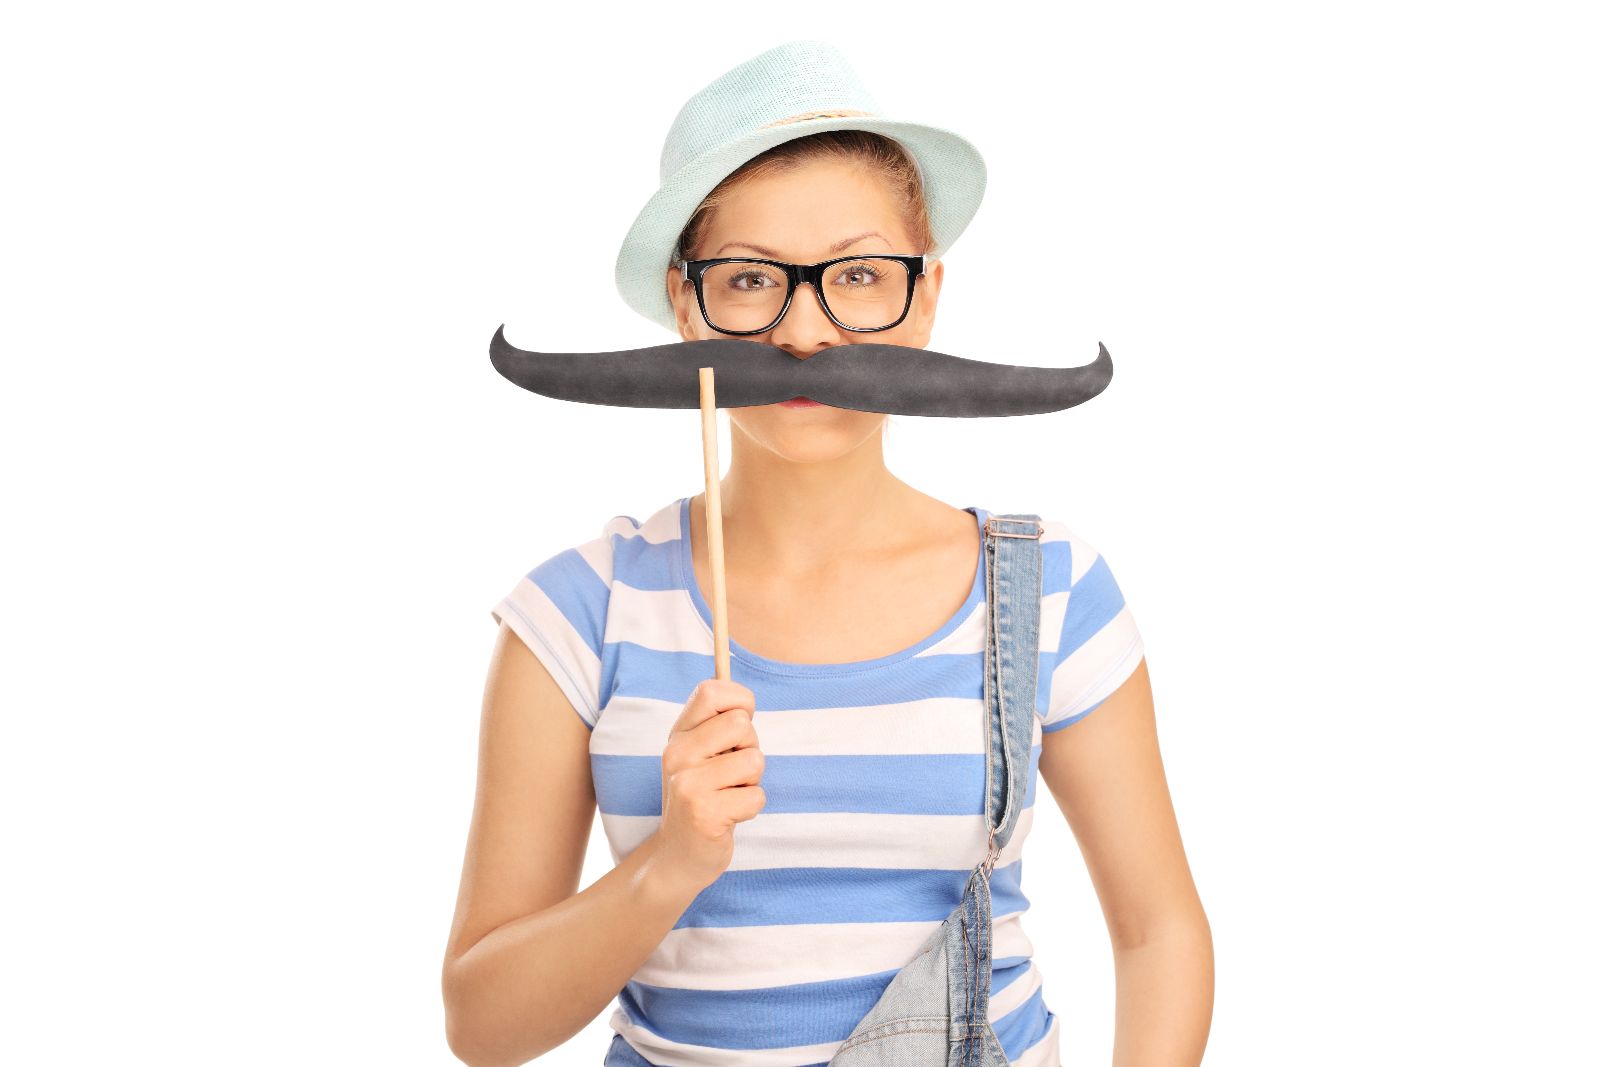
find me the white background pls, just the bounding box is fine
[4,2,1596,1064]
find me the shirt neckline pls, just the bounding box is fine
[673,494,989,677]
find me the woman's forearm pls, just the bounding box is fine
[443,831,703,1067]
[1110,912,1215,1067]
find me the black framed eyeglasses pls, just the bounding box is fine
[679,253,928,335]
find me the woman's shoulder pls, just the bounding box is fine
[1026,515,1144,730]
[596,495,691,584]
[532,496,684,580]
[1034,516,1117,590]
[976,508,1118,593]
[489,497,686,728]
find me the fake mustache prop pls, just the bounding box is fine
[489,325,1113,417]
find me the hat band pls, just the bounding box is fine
[756,107,876,130]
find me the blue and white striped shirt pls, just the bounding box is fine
[491,494,1144,1066]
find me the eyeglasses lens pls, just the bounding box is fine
[700,258,910,332]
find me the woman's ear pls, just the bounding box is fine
[907,255,944,347]
[664,265,697,340]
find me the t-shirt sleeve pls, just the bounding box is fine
[489,524,618,730]
[1038,527,1146,733]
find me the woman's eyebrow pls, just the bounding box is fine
[712,231,889,258]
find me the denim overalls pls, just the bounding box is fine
[826,513,1044,1067]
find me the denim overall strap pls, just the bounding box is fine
[981,514,1045,872]
[949,513,1045,1066]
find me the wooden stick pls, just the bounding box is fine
[698,366,731,681]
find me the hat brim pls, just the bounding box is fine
[614,115,987,334]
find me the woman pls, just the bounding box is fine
[443,41,1212,1067]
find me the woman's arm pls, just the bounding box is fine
[440,624,703,1067]
[1037,657,1214,1067]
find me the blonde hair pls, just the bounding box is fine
[672,129,934,266]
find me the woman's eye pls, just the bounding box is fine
[835,264,883,287]
[729,271,779,290]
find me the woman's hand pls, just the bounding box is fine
[652,678,767,895]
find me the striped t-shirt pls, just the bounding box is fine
[490,494,1145,1067]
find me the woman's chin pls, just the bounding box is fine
[730,409,888,462]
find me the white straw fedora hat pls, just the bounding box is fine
[615,39,987,333]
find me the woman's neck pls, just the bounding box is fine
[714,435,920,574]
